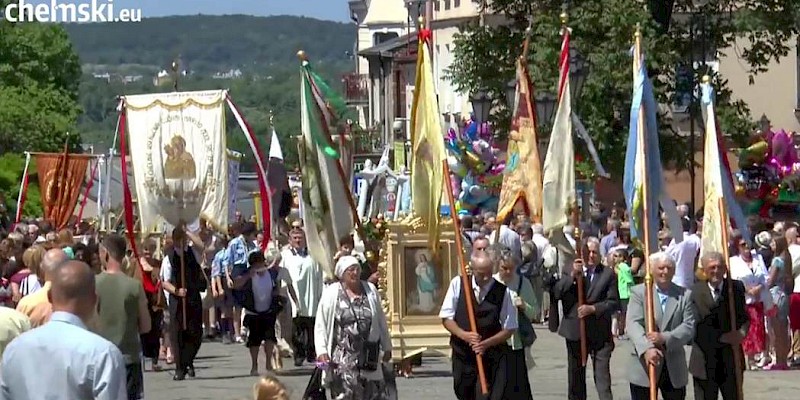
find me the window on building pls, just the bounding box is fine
[434,1,440,11]
[373,32,399,46]
[444,0,451,10]
[454,0,460,7]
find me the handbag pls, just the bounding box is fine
[358,341,380,371]
[344,283,381,371]
[302,366,328,400]
[517,278,537,347]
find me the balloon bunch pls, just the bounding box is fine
[736,129,800,217]
[445,115,505,216]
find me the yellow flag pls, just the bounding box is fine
[497,57,543,223]
[411,35,446,252]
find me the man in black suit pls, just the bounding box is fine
[553,236,618,400]
[689,251,749,400]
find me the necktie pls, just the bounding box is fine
[660,294,667,312]
[713,288,721,303]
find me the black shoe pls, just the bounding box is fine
[294,358,304,367]
[173,372,185,381]
[186,365,196,378]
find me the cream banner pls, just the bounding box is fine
[124,90,228,232]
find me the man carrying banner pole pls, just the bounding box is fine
[624,26,692,400]
[689,76,749,400]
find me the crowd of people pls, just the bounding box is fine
[448,202,797,400]
[0,214,391,400]
[0,198,797,400]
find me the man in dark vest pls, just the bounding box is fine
[689,251,749,400]
[439,251,517,400]
[552,236,618,400]
[161,223,207,381]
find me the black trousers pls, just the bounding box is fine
[630,366,686,400]
[565,339,613,400]
[693,377,737,400]
[170,297,203,372]
[693,346,739,400]
[125,362,143,400]
[292,316,316,363]
[451,345,508,400]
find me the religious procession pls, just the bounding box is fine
[1,0,800,400]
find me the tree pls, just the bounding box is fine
[0,153,43,220]
[445,0,800,177]
[0,12,83,154]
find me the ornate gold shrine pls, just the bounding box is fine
[377,218,463,360]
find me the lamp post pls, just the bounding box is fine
[535,92,558,129]
[569,48,588,107]
[505,79,517,109]
[470,89,492,124]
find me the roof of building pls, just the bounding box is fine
[358,33,415,58]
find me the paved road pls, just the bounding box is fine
[147,327,800,399]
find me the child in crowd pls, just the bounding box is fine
[612,248,634,339]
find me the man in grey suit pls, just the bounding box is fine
[626,251,697,400]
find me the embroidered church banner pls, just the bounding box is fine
[123,90,229,232]
[34,153,91,229]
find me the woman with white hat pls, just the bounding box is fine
[314,255,392,399]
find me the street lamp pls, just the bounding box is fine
[470,89,492,123]
[506,79,517,109]
[534,92,558,128]
[569,47,588,104]
[405,0,426,29]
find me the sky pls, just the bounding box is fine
[29,0,352,22]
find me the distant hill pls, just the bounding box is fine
[64,15,356,74]
[69,15,357,171]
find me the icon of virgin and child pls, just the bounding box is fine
[163,135,197,180]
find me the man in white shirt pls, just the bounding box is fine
[531,224,551,264]
[439,251,517,400]
[1,261,127,400]
[280,228,323,367]
[666,219,701,289]
[484,212,522,260]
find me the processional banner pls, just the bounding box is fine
[34,153,91,229]
[228,149,242,223]
[123,90,229,233]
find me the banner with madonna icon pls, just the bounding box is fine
[123,90,229,233]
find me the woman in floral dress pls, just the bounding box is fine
[315,256,392,400]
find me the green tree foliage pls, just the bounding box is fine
[0,154,43,219]
[446,0,800,177]
[0,12,83,154]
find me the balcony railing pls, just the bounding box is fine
[342,72,369,103]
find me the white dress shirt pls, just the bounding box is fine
[789,243,800,293]
[729,253,769,305]
[666,232,701,289]
[439,276,518,331]
[280,247,323,318]
[1,312,127,400]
